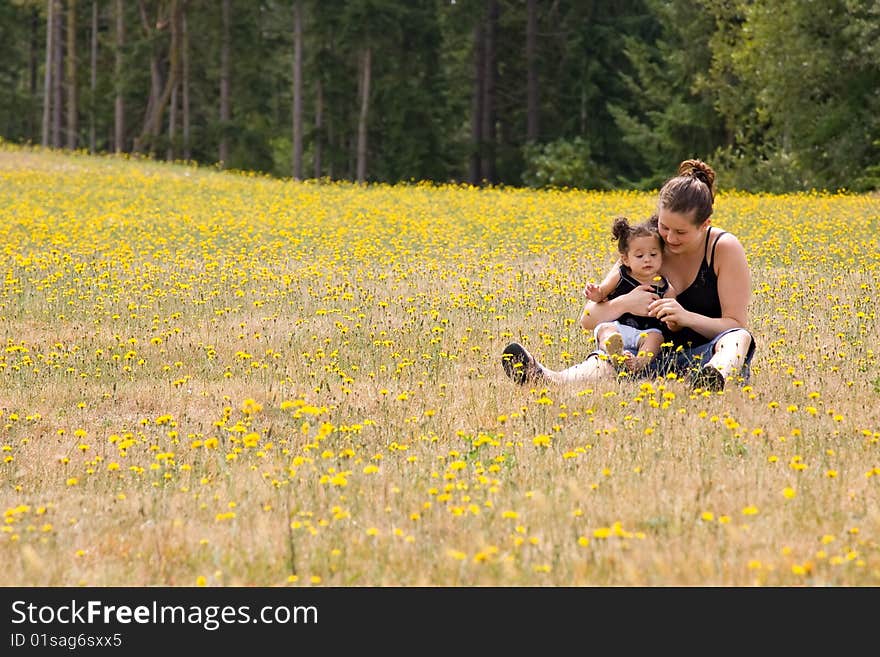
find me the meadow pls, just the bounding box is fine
[1,144,878,586]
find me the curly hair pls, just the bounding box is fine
[611,215,663,255]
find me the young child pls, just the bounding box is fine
[584,215,676,372]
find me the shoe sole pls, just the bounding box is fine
[501,343,530,386]
[692,365,725,392]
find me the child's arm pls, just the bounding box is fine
[584,265,621,302]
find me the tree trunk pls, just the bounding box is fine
[291,0,303,180]
[314,78,323,178]
[356,46,371,183]
[89,0,97,152]
[526,0,538,142]
[326,105,333,179]
[135,0,180,155]
[468,20,484,185]
[580,87,586,135]
[51,0,63,148]
[66,0,78,150]
[480,0,498,185]
[42,0,54,147]
[182,5,190,160]
[218,0,230,166]
[114,0,124,153]
[167,72,177,160]
[29,8,40,140]
[167,0,187,161]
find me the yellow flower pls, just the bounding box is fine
[532,434,551,447]
[241,398,263,415]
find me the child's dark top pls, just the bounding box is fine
[606,264,670,332]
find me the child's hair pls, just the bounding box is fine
[611,215,663,255]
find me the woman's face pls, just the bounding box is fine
[656,207,709,255]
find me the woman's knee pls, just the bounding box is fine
[714,328,752,354]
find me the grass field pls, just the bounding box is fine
[1,144,879,586]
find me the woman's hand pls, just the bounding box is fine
[619,284,660,316]
[648,297,691,331]
[580,284,657,330]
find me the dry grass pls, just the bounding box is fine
[1,143,878,586]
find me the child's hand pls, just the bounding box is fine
[584,282,605,302]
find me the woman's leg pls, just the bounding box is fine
[552,353,615,384]
[706,329,752,380]
[502,343,615,385]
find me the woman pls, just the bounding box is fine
[501,159,755,391]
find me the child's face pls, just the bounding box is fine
[621,235,663,278]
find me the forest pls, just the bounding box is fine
[1,0,878,192]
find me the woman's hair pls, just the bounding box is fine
[612,215,663,255]
[657,159,716,224]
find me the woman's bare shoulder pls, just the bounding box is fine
[714,230,746,259]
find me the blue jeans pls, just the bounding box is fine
[648,328,756,383]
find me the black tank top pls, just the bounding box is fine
[608,264,670,332]
[665,228,726,348]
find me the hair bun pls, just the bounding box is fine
[611,215,631,241]
[678,159,716,191]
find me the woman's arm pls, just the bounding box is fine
[648,234,750,337]
[713,235,750,327]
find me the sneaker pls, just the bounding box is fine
[692,364,725,392]
[501,342,543,386]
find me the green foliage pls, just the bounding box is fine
[608,0,725,189]
[521,137,607,190]
[705,0,880,192]
[0,0,877,191]
[711,146,814,194]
